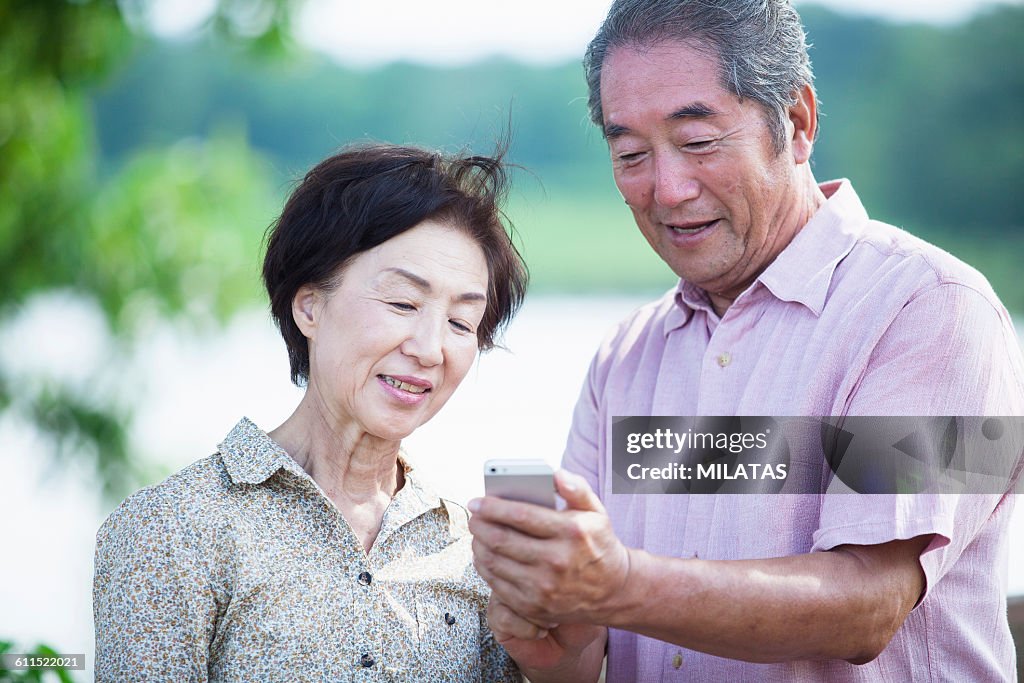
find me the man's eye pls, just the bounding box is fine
[389,302,415,311]
[618,152,645,163]
[685,139,716,151]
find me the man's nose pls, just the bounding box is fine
[653,151,701,208]
[401,315,444,367]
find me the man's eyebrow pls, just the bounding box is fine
[383,267,486,303]
[604,102,720,139]
[668,102,719,121]
[604,122,631,140]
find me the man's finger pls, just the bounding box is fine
[472,537,550,595]
[484,569,555,624]
[488,597,553,642]
[470,514,543,564]
[468,495,562,539]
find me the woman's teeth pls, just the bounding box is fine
[381,376,428,393]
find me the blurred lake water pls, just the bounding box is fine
[2,294,1022,675]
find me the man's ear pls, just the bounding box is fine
[292,284,320,339]
[789,84,818,165]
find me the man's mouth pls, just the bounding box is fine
[668,219,718,235]
[379,375,431,394]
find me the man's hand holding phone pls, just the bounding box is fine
[469,465,620,683]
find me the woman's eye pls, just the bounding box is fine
[388,302,415,311]
[449,319,473,333]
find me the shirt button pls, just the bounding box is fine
[672,652,684,669]
[357,571,372,586]
[359,653,375,668]
[444,612,457,626]
[717,352,731,368]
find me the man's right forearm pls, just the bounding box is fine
[606,538,929,664]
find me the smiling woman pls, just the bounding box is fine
[288,221,490,445]
[92,144,528,681]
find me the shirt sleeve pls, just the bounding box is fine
[813,282,1024,597]
[94,486,217,682]
[562,341,613,497]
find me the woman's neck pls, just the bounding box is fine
[269,392,404,552]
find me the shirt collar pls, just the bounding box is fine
[665,178,866,331]
[219,417,306,484]
[756,179,866,316]
[218,417,439,512]
[661,281,700,335]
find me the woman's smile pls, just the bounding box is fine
[378,373,433,404]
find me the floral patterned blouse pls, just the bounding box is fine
[93,417,520,682]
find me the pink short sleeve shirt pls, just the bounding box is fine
[563,180,1024,682]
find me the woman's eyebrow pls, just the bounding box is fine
[384,267,432,292]
[383,267,486,302]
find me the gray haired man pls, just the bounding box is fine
[469,0,1024,680]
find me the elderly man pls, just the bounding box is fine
[468,0,1024,681]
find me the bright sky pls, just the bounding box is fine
[149,0,1021,66]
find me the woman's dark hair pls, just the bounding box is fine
[262,143,529,386]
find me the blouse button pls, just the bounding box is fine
[444,612,456,626]
[359,653,375,668]
[672,651,684,669]
[357,571,372,586]
[717,352,731,368]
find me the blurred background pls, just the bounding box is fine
[1,0,1022,679]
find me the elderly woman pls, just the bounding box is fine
[93,144,528,681]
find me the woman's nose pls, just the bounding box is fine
[401,315,444,367]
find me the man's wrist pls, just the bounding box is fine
[599,546,643,628]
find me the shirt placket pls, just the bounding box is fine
[361,483,432,681]
[696,304,749,416]
[299,478,388,681]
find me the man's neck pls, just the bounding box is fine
[707,170,827,317]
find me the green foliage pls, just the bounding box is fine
[0,0,297,507]
[802,4,1024,233]
[0,0,129,86]
[85,127,278,329]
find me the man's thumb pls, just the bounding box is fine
[554,469,605,513]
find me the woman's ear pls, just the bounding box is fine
[292,284,320,339]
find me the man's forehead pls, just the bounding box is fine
[601,41,728,100]
[603,38,721,75]
[600,43,741,133]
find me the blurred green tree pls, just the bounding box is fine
[0,0,301,501]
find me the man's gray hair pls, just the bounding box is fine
[584,0,816,154]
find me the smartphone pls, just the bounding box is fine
[483,459,557,509]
